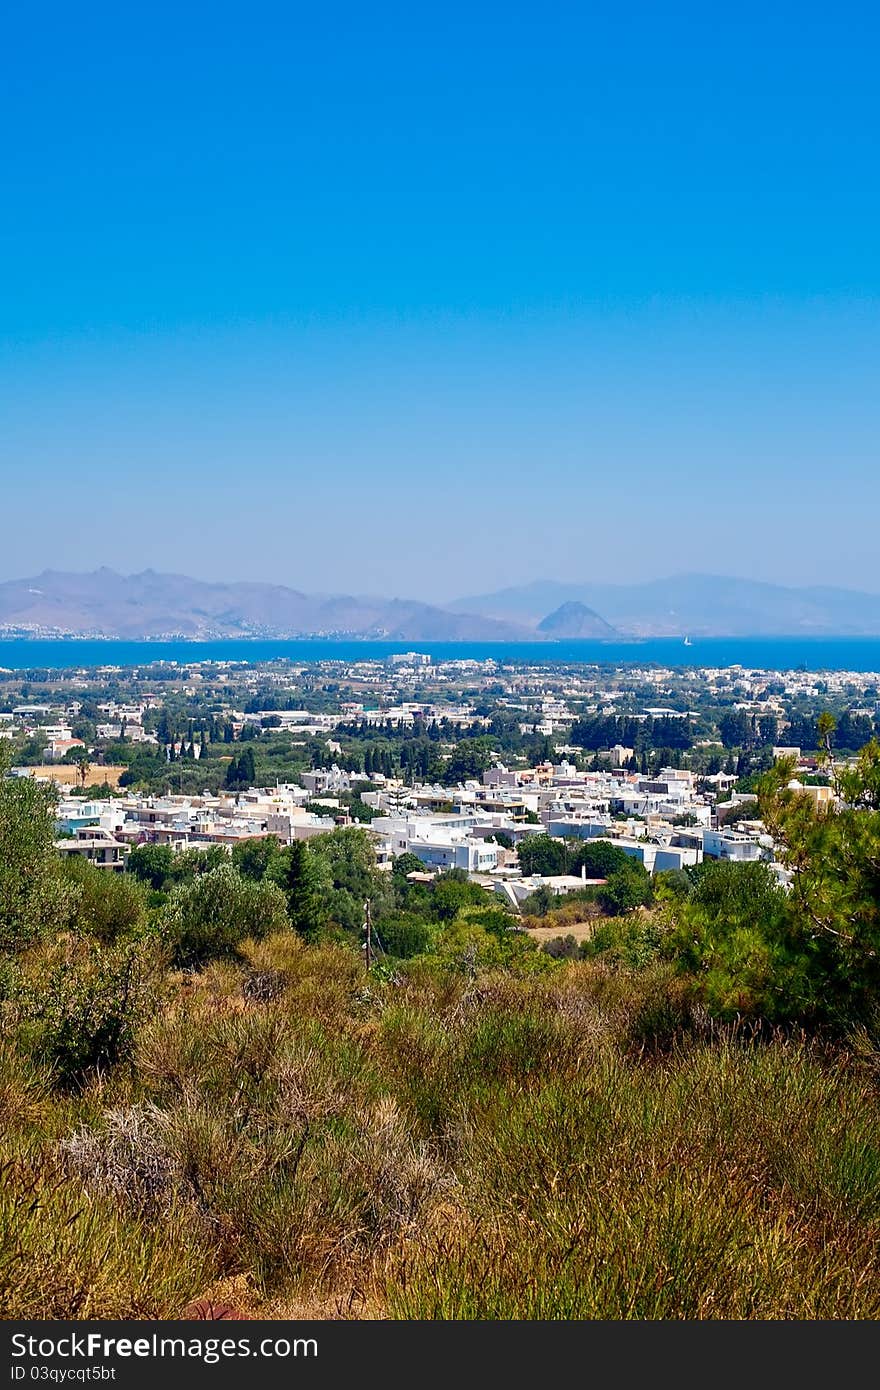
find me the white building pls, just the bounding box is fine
[54,826,129,871]
[702,828,763,862]
[373,815,499,874]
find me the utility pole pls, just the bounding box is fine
[363,897,372,970]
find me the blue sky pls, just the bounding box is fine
[1,1,878,601]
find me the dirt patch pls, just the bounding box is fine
[24,764,127,788]
[525,921,595,945]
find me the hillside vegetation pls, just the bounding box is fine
[1,744,880,1319]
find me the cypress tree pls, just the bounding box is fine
[282,840,324,936]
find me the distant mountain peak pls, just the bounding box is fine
[537,601,617,639]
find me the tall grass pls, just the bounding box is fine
[1,941,878,1319]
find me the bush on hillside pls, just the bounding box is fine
[160,864,289,967]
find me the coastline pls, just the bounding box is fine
[3,634,880,672]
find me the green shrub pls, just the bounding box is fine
[13,941,158,1089]
[161,863,289,967]
[126,842,175,890]
[597,862,653,916]
[376,913,435,959]
[582,913,664,969]
[61,857,146,943]
[0,760,77,952]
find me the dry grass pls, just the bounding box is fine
[2,940,879,1320]
[525,921,595,945]
[26,765,127,788]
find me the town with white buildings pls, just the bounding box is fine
[3,649,876,918]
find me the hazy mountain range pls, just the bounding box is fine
[0,569,535,641]
[1,569,879,641]
[450,575,880,638]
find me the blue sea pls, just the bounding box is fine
[2,636,880,672]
